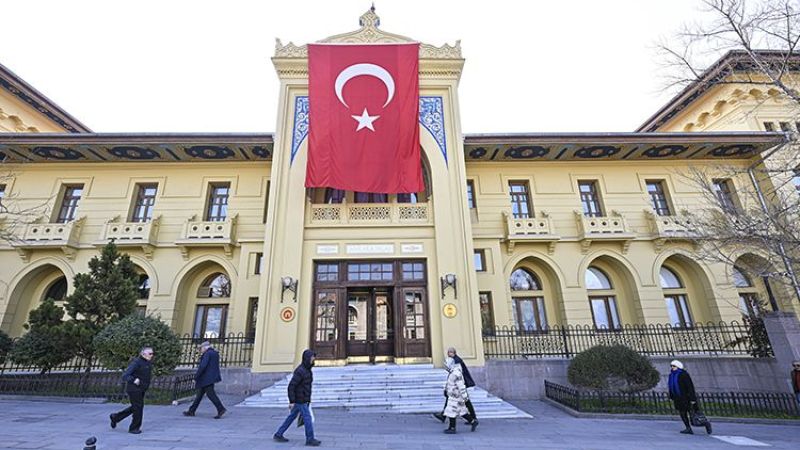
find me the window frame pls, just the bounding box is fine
[479,291,495,336]
[646,180,673,216]
[712,179,739,213]
[578,180,604,217]
[466,179,476,209]
[254,252,264,275]
[508,181,533,219]
[763,122,776,131]
[588,295,621,331]
[130,183,158,223]
[511,297,548,333]
[473,249,487,272]
[56,184,84,223]
[246,297,258,343]
[192,304,229,339]
[0,184,6,209]
[205,182,231,222]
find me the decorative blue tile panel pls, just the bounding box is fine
[290,95,447,165]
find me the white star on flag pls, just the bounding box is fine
[351,108,380,132]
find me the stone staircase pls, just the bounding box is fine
[238,364,531,418]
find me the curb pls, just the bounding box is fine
[542,398,800,426]
[0,395,107,404]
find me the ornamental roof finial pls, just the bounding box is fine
[359,6,380,28]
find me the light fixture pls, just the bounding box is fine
[281,276,298,302]
[440,273,457,299]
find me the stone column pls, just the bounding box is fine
[762,311,800,394]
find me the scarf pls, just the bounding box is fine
[668,369,682,396]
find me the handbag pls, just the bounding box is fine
[296,405,315,427]
[689,408,708,427]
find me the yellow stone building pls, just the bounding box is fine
[0,10,797,373]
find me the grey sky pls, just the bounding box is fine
[0,0,701,133]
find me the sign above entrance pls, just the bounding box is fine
[443,303,457,318]
[400,243,423,253]
[316,244,339,255]
[346,244,394,255]
[280,307,296,322]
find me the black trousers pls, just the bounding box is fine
[188,384,225,414]
[114,390,145,431]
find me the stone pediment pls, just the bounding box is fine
[274,8,462,60]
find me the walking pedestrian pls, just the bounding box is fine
[668,360,711,435]
[183,341,227,419]
[109,347,153,434]
[432,347,478,431]
[273,349,321,446]
[442,356,476,434]
[792,360,800,405]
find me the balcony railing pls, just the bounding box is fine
[645,210,697,241]
[175,214,237,259]
[574,210,635,253]
[12,217,86,261]
[307,202,432,226]
[503,211,560,253]
[97,216,161,257]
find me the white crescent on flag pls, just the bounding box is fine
[334,63,396,108]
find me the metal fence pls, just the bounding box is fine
[544,381,799,419]
[0,333,254,374]
[0,371,196,404]
[483,321,772,359]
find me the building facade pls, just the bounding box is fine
[0,10,798,373]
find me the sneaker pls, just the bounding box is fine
[705,423,712,435]
[306,439,322,446]
[128,429,142,435]
[109,414,117,429]
[680,428,693,435]
[214,409,227,419]
[182,411,195,417]
[444,428,456,434]
[273,434,289,443]
[470,419,479,432]
[431,412,445,423]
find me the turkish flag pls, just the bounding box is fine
[306,43,422,194]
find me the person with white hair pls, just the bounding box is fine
[110,346,154,434]
[441,356,477,434]
[668,360,711,435]
[183,341,226,419]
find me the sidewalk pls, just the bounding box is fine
[0,396,798,449]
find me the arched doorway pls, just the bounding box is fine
[4,264,69,336]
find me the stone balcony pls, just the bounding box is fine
[307,202,432,227]
[645,210,698,251]
[175,214,237,259]
[574,210,635,254]
[12,217,86,261]
[96,216,161,259]
[503,211,560,254]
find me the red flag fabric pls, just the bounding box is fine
[306,43,422,194]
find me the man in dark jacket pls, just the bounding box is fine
[792,361,800,405]
[668,360,711,435]
[183,341,227,419]
[110,347,154,434]
[433,347,478,431]
[273,349,321,446]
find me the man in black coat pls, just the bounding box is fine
[273,349,321,446]
[433,347,478,431]
[183,341,227,418]
[668,360,711,435]
[110,347,154,434]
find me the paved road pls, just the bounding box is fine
[0,396,797,449]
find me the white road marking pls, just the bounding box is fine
[711,436,771,447]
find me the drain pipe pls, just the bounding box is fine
[746,139,800,306]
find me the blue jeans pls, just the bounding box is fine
[796,392,800,405]
[275,403,314,442]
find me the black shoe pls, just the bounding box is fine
[431,412,445,423]
[306,439,322,446]
[273,434,289,443]
[182,410,195,417]
[128,429,142,435]
[109,414,117,429]
[680,428,693,434]
[470,419,479,432]
[444,428,456,434]
[214,409,227,419]
[705,423,712,435]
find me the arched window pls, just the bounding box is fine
[660,267,692,328]
[510,267,547,332]
[44,276,67,301]
[510,268,541,291]
[198,273,231,298]
[733,266,761,317]
[586,266,620,330]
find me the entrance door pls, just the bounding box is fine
[346,288,394,361]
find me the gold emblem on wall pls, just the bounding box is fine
[442,303,457,318]
[280,307,296,322]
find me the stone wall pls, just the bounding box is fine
[216,368,287,396]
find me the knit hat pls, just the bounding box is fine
[670,360,684,370]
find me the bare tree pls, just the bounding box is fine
[0,166,49,243]
[657,0,800,307]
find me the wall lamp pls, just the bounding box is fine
[281,276,298,302]
[440,273,457,299]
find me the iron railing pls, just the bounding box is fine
[544,380,799,419]
[0,332,254,374]
[483,321,772,359]
[0,371,196,404]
